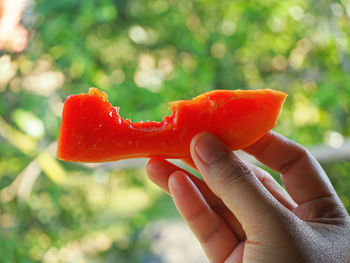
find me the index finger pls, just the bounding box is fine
[243,131,336,206]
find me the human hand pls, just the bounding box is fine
[146,131,350,263]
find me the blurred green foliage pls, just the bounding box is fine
[0,0,349,262]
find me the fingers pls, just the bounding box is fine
[243,131,337,206]
[190,133,286,233]
[168,171,238,262]
[181,156,196,170]
[182,155,297,211]
[146,159,246,240]
[247,163,297,211]
[146,159,214,196]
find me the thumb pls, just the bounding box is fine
[190,133,286,233]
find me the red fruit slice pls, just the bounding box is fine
[57,88,287,162]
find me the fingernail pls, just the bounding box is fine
[195,133,227,164]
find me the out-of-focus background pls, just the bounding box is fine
[0,0,349,262]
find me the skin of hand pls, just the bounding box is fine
[146,131,350,263]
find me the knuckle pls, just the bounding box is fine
[213,157,254,189]
[186,206,208,222]
[301,147,313,162]
[198,223,222,244]
[279,147,309,174]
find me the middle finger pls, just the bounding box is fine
[146,158,246,240]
